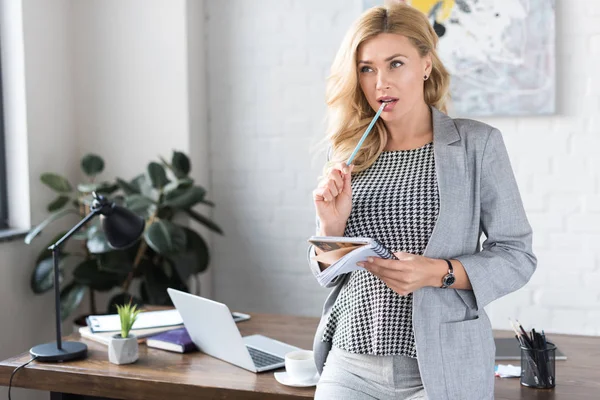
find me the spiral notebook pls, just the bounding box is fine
[308,236,397,286]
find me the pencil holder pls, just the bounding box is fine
[520,342,556,389]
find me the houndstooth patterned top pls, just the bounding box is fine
[322,142,440,357]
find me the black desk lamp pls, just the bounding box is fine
[29,192,145,362]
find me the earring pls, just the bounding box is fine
[424,75,428,81]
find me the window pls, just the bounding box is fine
[0,48,7,230]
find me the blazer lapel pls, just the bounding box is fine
[423,106,471,259]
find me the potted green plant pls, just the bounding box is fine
[108,150,223,311]
[108,301,141,365]
[25,150,223,322]
[25,153,123,324]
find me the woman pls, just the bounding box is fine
[308,3,536,400]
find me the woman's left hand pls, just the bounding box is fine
[358,252,440,296]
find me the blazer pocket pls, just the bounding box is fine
[439,317,493,400]
[454,288,477,310]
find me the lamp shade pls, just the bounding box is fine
[100,204,145,249]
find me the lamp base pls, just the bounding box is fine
[30,341,88,362]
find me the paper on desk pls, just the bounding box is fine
[87,309,183,333]
[495,364,521,378]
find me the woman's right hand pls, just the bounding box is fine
[312,162,354,234]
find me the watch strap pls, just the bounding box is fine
[441,259,455,288]
[444,259,454,274]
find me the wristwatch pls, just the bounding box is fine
[441,259,456,288]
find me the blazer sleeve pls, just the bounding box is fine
[455,128,537,311]
[307,146,347,288]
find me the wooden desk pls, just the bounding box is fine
[0,314,598,399]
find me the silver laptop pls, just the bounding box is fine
[495,338,567,360]
[167,288,302,372]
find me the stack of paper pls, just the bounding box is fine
[87,309,183,333]
[495,364,521,378]
[79,325,181,346]
[315,247,377,286]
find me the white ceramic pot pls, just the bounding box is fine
[108,334,139,365]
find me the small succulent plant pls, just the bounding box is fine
[116,301,141,338]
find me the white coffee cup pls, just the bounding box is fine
[285,350,317,382]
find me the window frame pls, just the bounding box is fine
[0,45,7,230]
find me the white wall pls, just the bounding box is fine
[206,0,355,315]
[72,0,212,302]
[0,1,78,399]
[185,0,213,298]
[72,0,190,176]
[208,0,600,335]
[482,0,600,335]
[0,1,209,398]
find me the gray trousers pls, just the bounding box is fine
[315,346,428,400]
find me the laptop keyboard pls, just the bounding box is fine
[247,346,284,369]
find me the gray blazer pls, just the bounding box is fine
[307,106,536,400]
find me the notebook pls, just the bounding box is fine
[308,236,397,286]
[79,325,179,346]
[87,309,183,333]
[146,327,197,353]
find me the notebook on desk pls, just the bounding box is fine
[495,338,567,360]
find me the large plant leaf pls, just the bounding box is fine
[125,194,156,217]
[132,174,154,198]
[40,173,72,193]
[24,208,78,244]
[141,259,188,305]
[97,251,134,274]
[185,209,224,235]
[60,282,87,321]
[32,230,78,272]
[31,255,68,294]
[200,199,215,207]
[147,162,169,190]
[81,154,105,177]
[77,181,119,195]
[73,259,124,292]
[47,195,70,212]
[184,228,209,272]
[163,177,193,194]
[107,293,144,315]
[86,229,113,254]
[78,183,98,193]
[169,227,210,281]
[96,182,120,195]
[144,220,187,255]
[116,177,140,195]
[34,230,69,263]
[171,151,191,179]
[163,186,206,209]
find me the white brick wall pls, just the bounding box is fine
[207,0,600,336]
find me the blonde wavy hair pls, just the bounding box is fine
[320,3,450,177]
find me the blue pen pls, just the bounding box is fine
[541,330,547,348]
[346,102,386,166]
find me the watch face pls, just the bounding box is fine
[444,275,456,286]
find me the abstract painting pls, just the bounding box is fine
[361,0,556,117]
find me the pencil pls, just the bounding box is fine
[508,318,520,336]
[516,320,534,348]
[346,102,386,166]
[509,318,526,345]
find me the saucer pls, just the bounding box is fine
[274,371,320,387]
